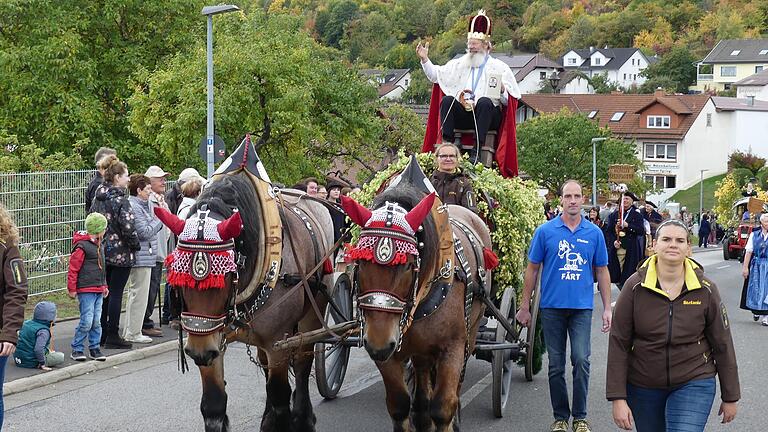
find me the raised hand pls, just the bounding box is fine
[416,42,429,62]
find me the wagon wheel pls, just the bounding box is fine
[315,272,353,399]
[492,287,520,417]
[524,278,541,382]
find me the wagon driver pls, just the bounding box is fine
[418,10,522,177]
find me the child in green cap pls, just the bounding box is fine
[67,212,109,361]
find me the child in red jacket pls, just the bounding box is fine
[67,213,109,361]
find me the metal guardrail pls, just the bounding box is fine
[0,170,178,296]
[0,170,92,296]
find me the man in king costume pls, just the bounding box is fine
[418,10,522,177]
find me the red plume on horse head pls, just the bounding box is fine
[340,195,372,227]
[217,210,243,240]
[404,192,436,231]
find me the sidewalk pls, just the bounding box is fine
[2,309,179,396]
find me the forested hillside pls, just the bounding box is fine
[270,0,768,67]
[1,0,766,176]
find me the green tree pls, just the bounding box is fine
[518,108,643,195]
[589,73,619,94]
[400,72,432,104]
[640,46,697,93]
[0,0,205,170]
[128,12,385,184]
[341,12,396,65]
[315,0,359,48]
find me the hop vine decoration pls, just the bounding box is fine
[354,150,545,297]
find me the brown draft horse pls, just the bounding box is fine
[342,182,493,432]
[156,172,335,432]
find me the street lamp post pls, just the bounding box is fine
[202,4,240,179]
[699,169,709,218]
[591,137,608,206]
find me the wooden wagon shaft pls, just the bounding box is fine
[272,320,359,351]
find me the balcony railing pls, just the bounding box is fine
[697,74,714,81]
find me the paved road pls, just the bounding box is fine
[3,249,761,431]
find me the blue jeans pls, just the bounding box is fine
[1,354,7,428]
[540,308,593,421]
[72,293,104,352]
[627,377,716,432]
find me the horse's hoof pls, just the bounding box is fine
[291,414,317,432]
[203,415,230,432]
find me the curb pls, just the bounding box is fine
[4,340,180,397]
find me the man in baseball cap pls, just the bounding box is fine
[144,166,170,178]
[143,165,170,338]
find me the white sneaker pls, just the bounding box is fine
[761,316,768,327]
[125,335,152,344]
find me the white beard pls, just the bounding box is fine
[460,51,486,68]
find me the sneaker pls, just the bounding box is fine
[761,316,768,326]
[125,335,152,344]
[551,420,569,432]
[142,327,163,337]
[70,351,87,361]
[754,314,761,322]
[103,334,133,349]
[89,348,107,361]
[572,419,591,432]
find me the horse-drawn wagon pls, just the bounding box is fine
[163,134,542,431]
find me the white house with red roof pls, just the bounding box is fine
[517,90,768,202]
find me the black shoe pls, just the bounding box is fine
[89,348,107,361]
[103,334,133,349]
[70,351,87,361]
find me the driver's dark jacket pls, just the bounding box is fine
[606,258,740,403]
[429,170,477,213]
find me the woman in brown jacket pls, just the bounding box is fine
[607,219,739,431]
[0,203,28,428]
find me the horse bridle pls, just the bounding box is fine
[354,220,456,353]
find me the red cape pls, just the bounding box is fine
[421,83,519,177]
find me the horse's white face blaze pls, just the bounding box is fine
[181,285,230,366]
[357,261,416,361]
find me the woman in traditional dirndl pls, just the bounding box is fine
[741,213,768,324]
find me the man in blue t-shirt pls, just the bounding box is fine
[516,180,612,432]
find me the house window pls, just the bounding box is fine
[644,143,677,161]
[644,175,677,189]
[760,49,768,55]
[724,83,732,90]
[730,50,741,56]
[647,115,671,128]
[757,66,764,73]
[595,57,601,65]
[707,113,712,127]
[624,73,627,80]
[404,79,410,86]
[588,110,598,119]
[721,66,737,77]
[610,112,624,121]
[631,59,635,66]
[540,71,547,80]
[568,57,577,65]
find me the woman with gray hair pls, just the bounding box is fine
[741,212,768,325]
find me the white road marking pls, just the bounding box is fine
[460,371,493,407]
[717,265,730,269]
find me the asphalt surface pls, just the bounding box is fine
[3,248,762,431]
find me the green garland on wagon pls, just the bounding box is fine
[355,151,546,374]
[354,150,544,299]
